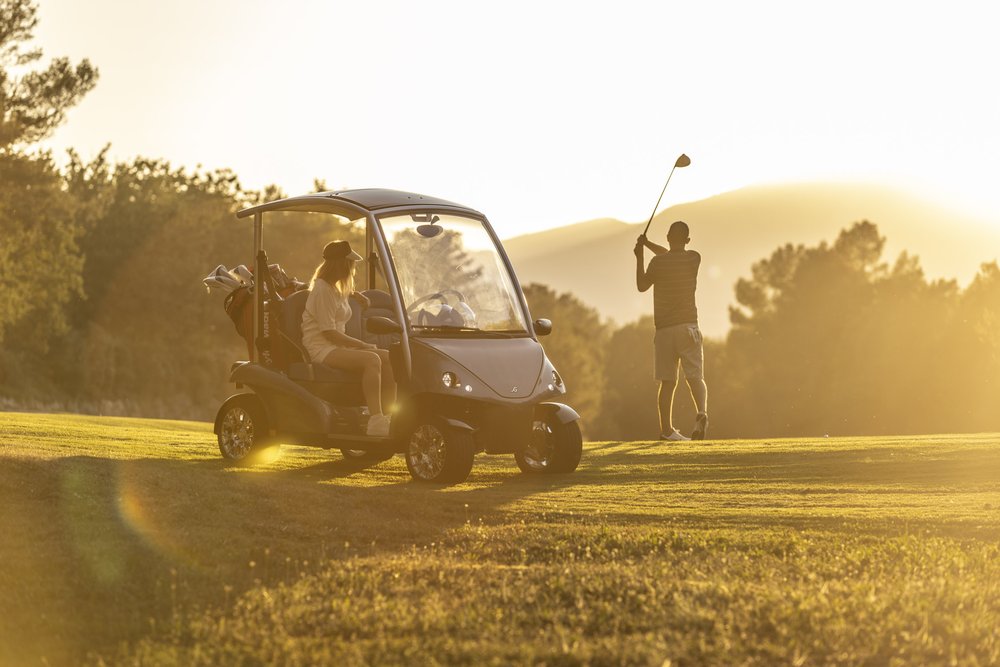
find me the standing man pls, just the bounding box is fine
[634,221,708,440]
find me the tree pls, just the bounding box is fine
[717,220,1000,437]
[522,284,610,432]
[954,262,1000,429]
[1,0,98,147]
[0,151,81,351]
[0,0,97,389]
[590,316,660,440]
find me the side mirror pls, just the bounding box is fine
[367,316,402,335]
[534,318,552,336]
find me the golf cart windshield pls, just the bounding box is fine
[380,213,528,334]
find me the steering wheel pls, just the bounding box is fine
[406,289,467,316]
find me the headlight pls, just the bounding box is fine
[442,372,458,389]
[552,370,563,387]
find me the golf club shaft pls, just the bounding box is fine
[642,165,679,237]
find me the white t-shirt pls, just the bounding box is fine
[301,279,353,363]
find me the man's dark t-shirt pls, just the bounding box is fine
[648,249,700,329]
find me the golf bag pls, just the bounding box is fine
[223,258,305,367]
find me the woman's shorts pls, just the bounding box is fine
[304,338,339,364]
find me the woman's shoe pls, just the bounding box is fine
[366,414,391,437]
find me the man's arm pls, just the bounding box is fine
[640,234,668,255]
[635,238,653,292]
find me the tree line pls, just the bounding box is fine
[2,0,998,437]
[538,221,1000,439]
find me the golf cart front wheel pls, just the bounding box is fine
[515,417,582,474]
[405,421,475,484]
[217,394,276,461]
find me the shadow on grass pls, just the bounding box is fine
[584,440,1000,488]
[3,434,999,665]
[0,450,579,665]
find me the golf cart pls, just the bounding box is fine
[213,189,582,483]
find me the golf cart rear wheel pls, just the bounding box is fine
[405,421,475,484]
[515,417,582,474]
[340,447,393,463]
[217,394,275,461]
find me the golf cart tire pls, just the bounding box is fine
[216,393,276,461]
[405,420,476,484]
[515,416,582,474]
[340,447,394,463]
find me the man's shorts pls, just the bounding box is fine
[654,322,704,381]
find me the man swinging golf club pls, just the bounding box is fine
[633,154,708,440]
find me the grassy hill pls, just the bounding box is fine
[505,183,1000,336]
[2,412,999,665]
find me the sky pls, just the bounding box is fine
[33,0,1000,239]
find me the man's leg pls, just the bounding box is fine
[687,378,707,416]
[679,325,708,440]
[658,369,678,436]
[654,328,684,438]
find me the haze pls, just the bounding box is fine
[33,0,999,239]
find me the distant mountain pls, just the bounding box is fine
[506,183,1000,337]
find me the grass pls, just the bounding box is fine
[1,411,998,666]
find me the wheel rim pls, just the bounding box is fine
[408,424,446,479]
[522,420,553,470]
[220,406,254,459]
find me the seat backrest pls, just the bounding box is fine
[287,288,399,353]
[279,289,310,364]
[350,289,399,348]
[345,293,366,340]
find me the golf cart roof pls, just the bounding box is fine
[235,188,483,220]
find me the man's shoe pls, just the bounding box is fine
[366,414,391,438]
[660,429,690,441]
[691,413,708,440]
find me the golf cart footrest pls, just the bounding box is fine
[287,362,361,384]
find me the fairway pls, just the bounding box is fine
[1,412,999,666]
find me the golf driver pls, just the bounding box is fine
[641,153,691,237]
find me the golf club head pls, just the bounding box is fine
[205,267,242,291]
[203,276,231,291]
[233,264,254,284]
[675,154,691,168]
[269,263,293,289]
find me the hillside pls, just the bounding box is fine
[505,183,1000,336]
[2,412,999,665]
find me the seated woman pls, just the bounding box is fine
[301,240,396,437]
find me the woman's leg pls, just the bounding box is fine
[373,349,396,412]
[322,349,382,415]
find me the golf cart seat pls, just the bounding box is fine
[277,288,401,403]
[346,289,398,348]
[278,290,364,404]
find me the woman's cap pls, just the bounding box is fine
[323,240,363,261]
